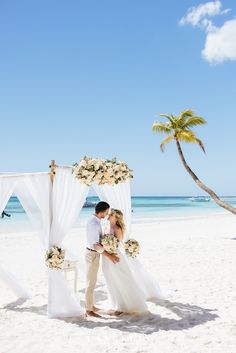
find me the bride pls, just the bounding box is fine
[96,208,163,315]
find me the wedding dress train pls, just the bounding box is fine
[102,245,164,314]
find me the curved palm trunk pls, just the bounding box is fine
[176,139,236,215]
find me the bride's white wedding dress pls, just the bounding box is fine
[102,231,164,314]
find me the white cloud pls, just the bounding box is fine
[202,19,236,64]
[180,1,236,64]
[179,1,228,28]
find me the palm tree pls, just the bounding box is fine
[152,109,236,215]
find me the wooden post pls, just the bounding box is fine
[48,160,56,249]
[49,160,56,185]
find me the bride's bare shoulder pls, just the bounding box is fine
[114,226,123,241]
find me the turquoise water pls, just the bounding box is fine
[1,195,236,233]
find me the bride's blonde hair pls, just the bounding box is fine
[111,208,125,237]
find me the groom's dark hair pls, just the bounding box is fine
[95,201,110,214]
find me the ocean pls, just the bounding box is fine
[1,195,236,233]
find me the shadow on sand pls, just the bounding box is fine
[2,297,218,335]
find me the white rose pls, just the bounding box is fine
[94,161,101,171]
[81,171,89,178]
[79,159,87,168]
[107,168,113,176]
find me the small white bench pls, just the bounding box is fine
[62,260,78,293]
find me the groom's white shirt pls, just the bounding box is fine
[86,215,103,250]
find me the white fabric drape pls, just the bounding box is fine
[0,177,17,215]
[14,174,51,249]
[0,171,89,317]
[0,176,31,299]
[93,179,132,241]
[48,167,89,318]
[0,264,31,299]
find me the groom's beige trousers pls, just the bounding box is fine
[85,249,100,311]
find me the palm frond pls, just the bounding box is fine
[159,113,174,121]
[177,109,195,126]
[176,131,206,153]
[176,130,197,143]
[160,135,174,152]
[152,122,172,134]
[195,137,206,153]
[182,116,207,129]
[160,114,178,128]
[180,109,195,119]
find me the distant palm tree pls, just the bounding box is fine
[152,109,236,215]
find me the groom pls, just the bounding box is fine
[85,201,120,317]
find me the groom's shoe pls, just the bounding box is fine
[86,310,102,318]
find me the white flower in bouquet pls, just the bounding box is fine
[87,159,94,167]
[95,171,104,184]
[107,167,114,176]
[114,165,120,172]
[124,239,140,258]
[90,171,96,178]
[95,160,103,171]
[100,234,120,254]
[81,169,88,177]
[79,159,87,168]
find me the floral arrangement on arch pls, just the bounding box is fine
[72,156,133,186]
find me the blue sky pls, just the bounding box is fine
[0,0,236,195]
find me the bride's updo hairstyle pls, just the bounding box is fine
[110,208,125,237]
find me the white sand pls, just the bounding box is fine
[0,213,236,353]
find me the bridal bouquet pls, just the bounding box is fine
[72,156,133,186]
[45,246,65,269]
[100,234,120,254]
[124,239,140,258]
